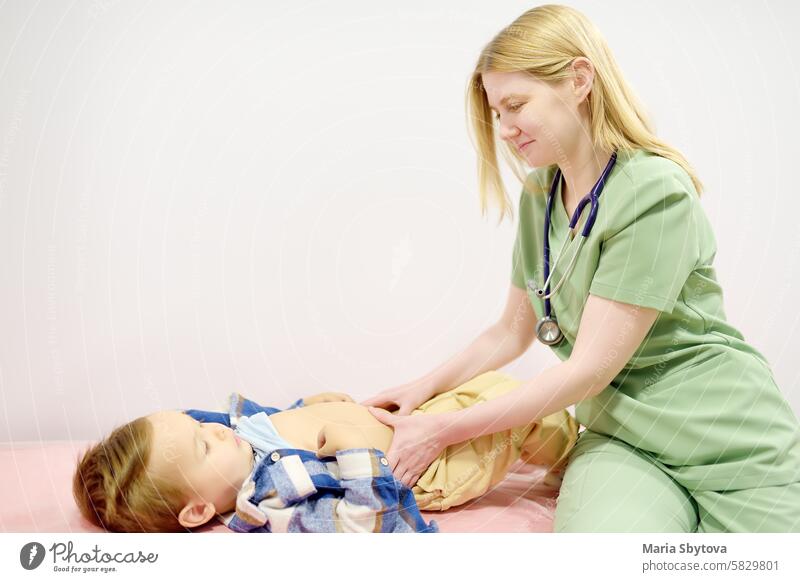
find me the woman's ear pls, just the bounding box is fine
[570,56,594,105]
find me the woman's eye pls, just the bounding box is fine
[493,103,523,121]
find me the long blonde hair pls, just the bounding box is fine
[466,4,703,222]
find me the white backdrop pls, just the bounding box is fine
[1,0,798,441]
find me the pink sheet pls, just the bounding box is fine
[0,440,560,533]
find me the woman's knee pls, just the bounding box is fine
[553,431,698,533]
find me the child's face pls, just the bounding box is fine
[146,410,254,527]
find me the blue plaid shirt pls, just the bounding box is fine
[183,394,438,533]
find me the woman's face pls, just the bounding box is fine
[481,66,590,167]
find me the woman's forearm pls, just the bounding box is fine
[413,323,528,398]
[438,360,598,445]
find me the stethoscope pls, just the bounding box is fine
[526,151,618,346]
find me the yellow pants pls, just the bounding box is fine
[410,371,579,511]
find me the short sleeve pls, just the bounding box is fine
[510,174,542,291]
[510,226,526,289]
[589,175,700,313]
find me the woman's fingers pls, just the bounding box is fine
[386,450,400,473]
[367,406,398,427]
[403,469,420,488]
[367,409,431,486]
[399,463,416,487]
[360,395,391,407]
[393,451,417,486]
[378,434,400,473]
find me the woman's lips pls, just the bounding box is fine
[519,139,535,151]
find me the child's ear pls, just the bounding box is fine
[177,499,216,529]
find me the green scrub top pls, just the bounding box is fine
[511,147,800,491]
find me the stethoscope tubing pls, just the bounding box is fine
[535,151,618,313]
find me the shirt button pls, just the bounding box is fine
[270,452,281,462]
[380,457,389,466]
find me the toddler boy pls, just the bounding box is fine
[73,371,578,532]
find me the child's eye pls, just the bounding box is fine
[196,420,208,455]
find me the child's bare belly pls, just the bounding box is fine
[269,402,395,454]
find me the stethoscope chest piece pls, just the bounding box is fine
[536,316,563,346]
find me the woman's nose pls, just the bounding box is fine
[498,122,520,142]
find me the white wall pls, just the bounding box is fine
[1,0,798,441]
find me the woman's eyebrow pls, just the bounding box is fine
[489,93,526,112]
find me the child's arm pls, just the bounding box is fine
[183,394,305,426]
[301,391,354,406]
[236,391,353,415]
[184,392,355,425]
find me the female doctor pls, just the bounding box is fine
[362,4,800,532]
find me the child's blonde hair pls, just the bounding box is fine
[72,417,188,532]
[466,4,704,222]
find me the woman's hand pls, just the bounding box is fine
[367,407,449,488]
[302,391,355,406]
[359,381,433,416]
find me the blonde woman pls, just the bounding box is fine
[362,4,800,532]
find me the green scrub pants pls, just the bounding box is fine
[553,430,800,533]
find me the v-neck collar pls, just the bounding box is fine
[550,171,578,244]
[550,149,630,237]
[554,172,570,222]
